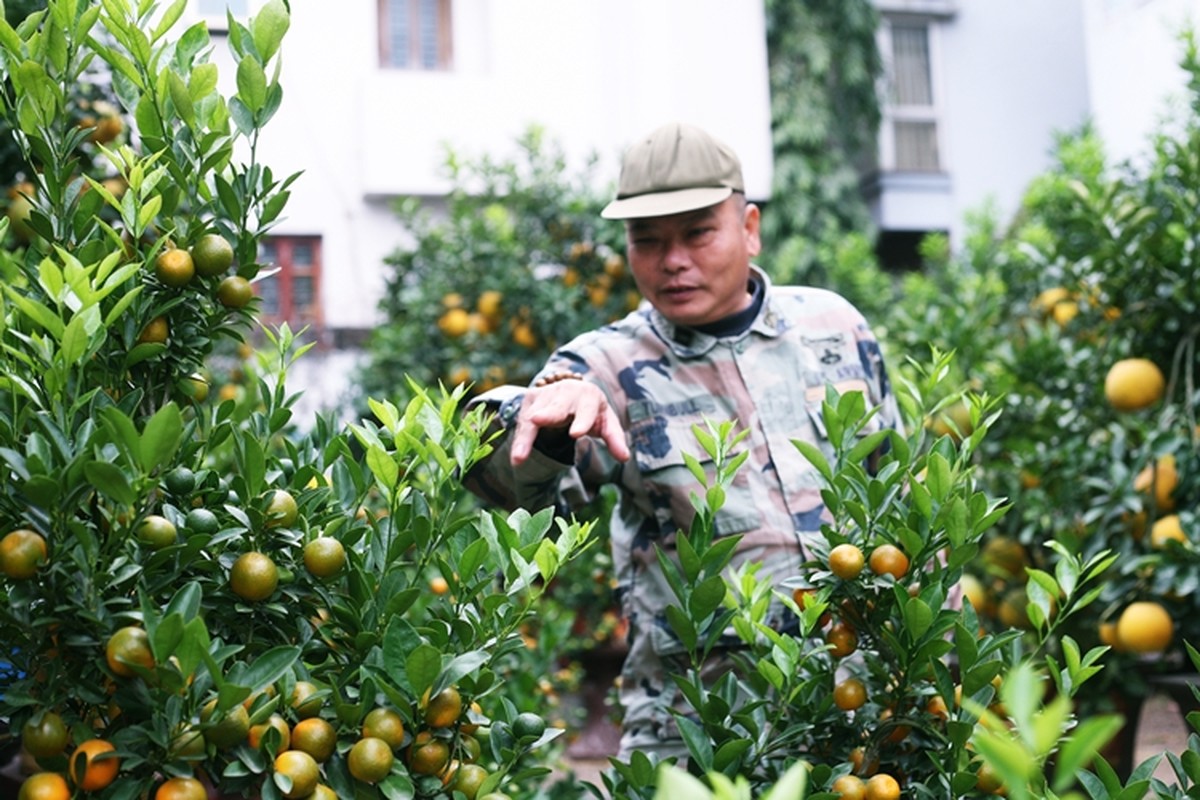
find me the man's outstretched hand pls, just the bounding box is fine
[509,381,631,466]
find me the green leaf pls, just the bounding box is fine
[3,284,65,339]
[761,761,809,800]
[664,605,697,652]
[140,402,183,473]
[240,646,299,694]
[903,596,933,640]
[439,650,488,691]
[791,438,832,482]
[151,0,187,42]
[251,0,290,62]
[167,69,195,128]
[1052,713,1125,792]
[406,643,441,697]
[653,764,712,800]
[84,460,135,505]
[689,575,727,620]
[848,429,889,465]
[236,54,267,113]
[60,305,101,366]
[675,716,714,773]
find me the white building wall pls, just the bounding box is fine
[936,0,1092,243]
[246,0,773,333]
[1081,0,1197,168]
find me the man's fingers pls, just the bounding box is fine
[507,381,631,465]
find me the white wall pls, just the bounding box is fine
[249,0,773,332]
[1082,0,1197,167]
[937,0,1091,242]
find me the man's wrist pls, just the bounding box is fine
[498,393,524,428]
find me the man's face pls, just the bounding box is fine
[624,196,761,328]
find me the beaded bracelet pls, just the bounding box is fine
[534,371,585,387]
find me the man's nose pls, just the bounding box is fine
[662,238,689,271]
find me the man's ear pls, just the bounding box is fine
[744,203,762,257]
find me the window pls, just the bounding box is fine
[256,236,323,335]
[880,18,942,172]
[378,0,453,70]
[196,0,249,32]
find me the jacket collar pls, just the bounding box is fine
[648,265,784,358]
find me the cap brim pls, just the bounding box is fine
[600,186,734,220]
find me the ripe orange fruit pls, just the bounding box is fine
[826,623,858,659]
[274,750,320,798]
[1098,620,1120,649]
[265,489,299,528]
[303,537,345,578]
[230,551,279,602]
[982,536,1027,580]
[1150,515,1187,549]
[21,711,70,758]
[848,746,878,777]
[477,290,503,319]
[429,576,450,595]
[1104,358,1165,412]
[425,686,463,729]
[6,182,36,243]
[0,529,47,580]
[451,763,489,799]
[348,737,394,784]
[406,735,449,776]
[217,275,253,308]
[868,544,909,580]
[154,776,207,800]
[17,771,70,800]
[865,773,901,800]
[833,678,867,711]
[1135,455,1179,511]
[291,717,337,762]
[793,587,831,628]
[1115,600,1174,654]
[69,739,120,791]
[201,700,250,749]
[290,680,323,719]
[137,315,169,344]
[511,322,537,349]
[438,308,471,338]
[154,248,195,288]
[926,694,950,721]
[975,761,1005,794]
[362,707,405,749]
[959,573,987,614]
[249,714,291,755]
[106,626,154,677]
[831,774,867,800]
[192,233,234,277]
[137,514,177,550]
[829,544,865,579]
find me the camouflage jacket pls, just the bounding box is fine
[464,267,901,654]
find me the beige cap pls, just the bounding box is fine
[601,122,744,220]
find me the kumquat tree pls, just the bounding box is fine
[0,2,595,799]
[5,2,1200,800]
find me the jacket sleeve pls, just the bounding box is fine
[460,354,625,514]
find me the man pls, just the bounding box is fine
[464,122,900,759]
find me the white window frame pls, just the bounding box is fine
[877,14,947,173]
